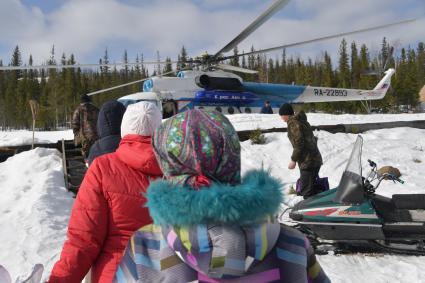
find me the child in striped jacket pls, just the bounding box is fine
[114,109,329,283]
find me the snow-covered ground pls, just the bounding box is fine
[0,130,73,147]
[228,112,425,131]
[242,128,425,283]
[0,113,425,282]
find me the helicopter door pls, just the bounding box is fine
[162,100,178,118]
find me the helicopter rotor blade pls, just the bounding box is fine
[86,67,191,96]
[87,77,153,96]
[222,18,417,60]
[215,63,258,74]
[0,60,178,71]
[213,0,290,58]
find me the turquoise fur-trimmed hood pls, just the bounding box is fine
[145,170,283,226]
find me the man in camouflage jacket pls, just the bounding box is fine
[72,94,99,159]
[279,103,323,198]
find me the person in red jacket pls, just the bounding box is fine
[48,101,163,283]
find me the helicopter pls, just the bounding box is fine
[0,0,415,117]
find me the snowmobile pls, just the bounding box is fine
[289,136,425,255]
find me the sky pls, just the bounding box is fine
[0,0,424,68]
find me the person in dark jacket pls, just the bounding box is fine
[72,94,100,159]
[87,101,126,165]
[280,103,323,199]
[260,100,273,114]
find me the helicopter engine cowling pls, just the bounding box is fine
[195,75,244,91]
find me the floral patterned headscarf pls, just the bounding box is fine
[152,109,241,188]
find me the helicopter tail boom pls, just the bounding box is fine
[243,68,396,104]
[299,68,395,103]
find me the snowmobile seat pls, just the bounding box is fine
[392,194,425,210]
[372,194,412,222]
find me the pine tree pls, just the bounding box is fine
[230,47,240,67]
[135,54,141,77]
[163,57,173,74]
[406,48,419,106]
[177,46,188,70]
[123,50,129,80]
[338,38,350,88]
[0,59,5,128]
[241,52,247,69]
[11,45,22,79]
[416,42,425,89]
[350,41,360,88]
[380,37,390,70]
[394,48,408,106]
[103,48,110,75]
[359,44,371,89]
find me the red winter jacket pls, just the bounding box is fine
[48,135,162,283]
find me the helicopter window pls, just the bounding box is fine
[215,106,222,113]
[228,107,235,114]
[162,100,177,119]
[244,107,252,113]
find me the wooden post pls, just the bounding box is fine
[29,100,39,149]
[61,139,69,190]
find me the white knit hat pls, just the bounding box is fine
[120,101,162,137]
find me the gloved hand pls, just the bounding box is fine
[288,160,296,170]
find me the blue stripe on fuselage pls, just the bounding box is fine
[242,82,306,105]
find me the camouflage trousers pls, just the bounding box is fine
[81,138,96,159]
[75,134,95,159]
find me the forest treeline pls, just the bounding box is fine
[0,38,424,129]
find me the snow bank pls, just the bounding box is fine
[0,148,74,281]
[227,112,425,131]
[0,130,73,147]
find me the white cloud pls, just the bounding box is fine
[0,0,423,66]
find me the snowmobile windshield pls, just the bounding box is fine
[334,136,364,204]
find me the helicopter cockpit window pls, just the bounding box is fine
[162,101,177,119]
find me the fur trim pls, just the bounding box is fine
[146,170,283,226]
